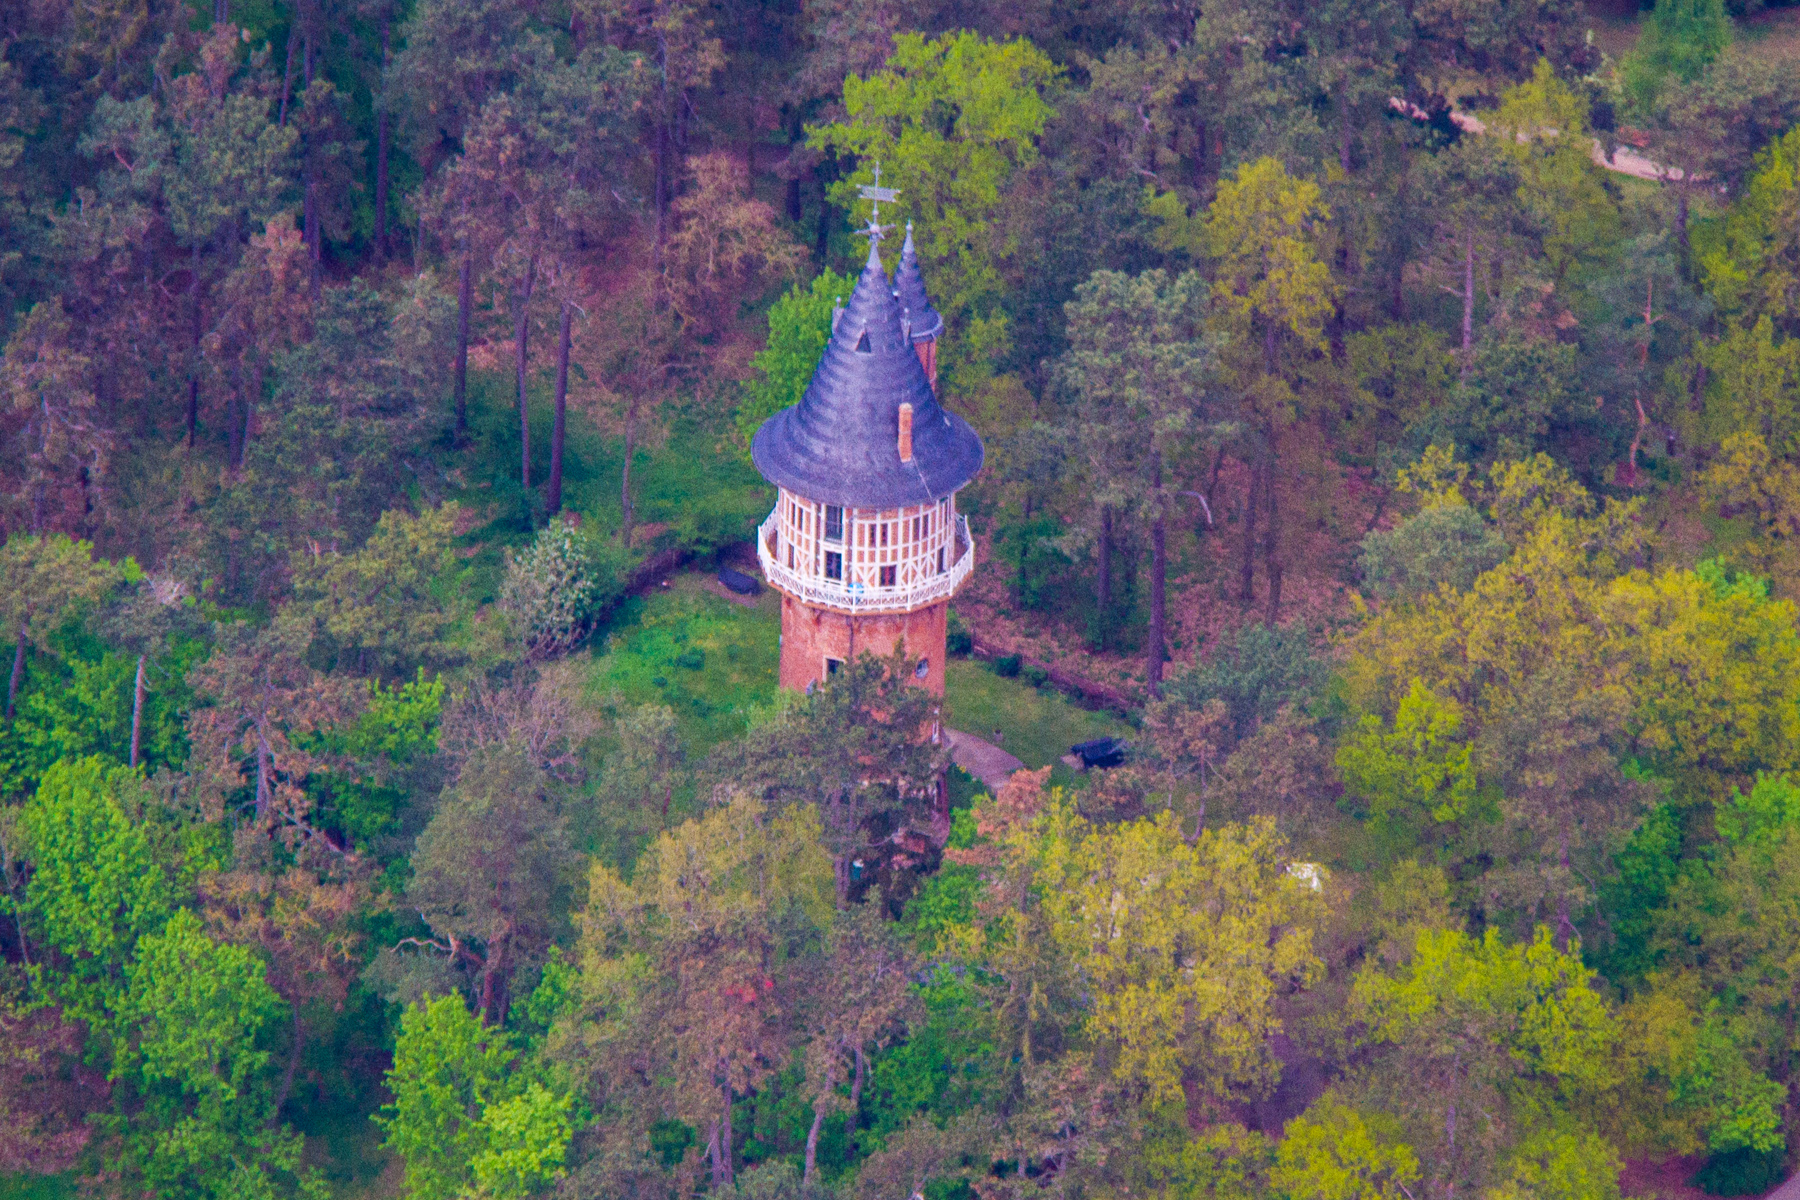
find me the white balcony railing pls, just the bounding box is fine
[758,509,974,614]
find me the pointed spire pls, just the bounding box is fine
[748,219,982,510]
[894,222,944,344]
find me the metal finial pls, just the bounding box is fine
[855,160,900,247]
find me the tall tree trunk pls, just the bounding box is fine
[188,245,201,447]
[254,735,272,824]
[514,261,537,492]
[1096,505,1113,629]
[303,35,320,300]
[720,1082,736,1187]
[1238,457,1259,604]
[1148,455,1166,696]
[269,1004,304,1126]
[549,301,572,515]
[621,393,639,548]
[846,1046,866,1158]
[707,1119,725,1190]
[803,1102,827,1184]
[479,932,511,1026]
[1461,228,1476,369]
[374,20,390,259]
[6,627,25,721]
[1676,179,1691,268]
[815,179,832,262]
[278,28,295,126]
[454,233,471,442]
[130,654,145,768]
[1263,445,1283,625]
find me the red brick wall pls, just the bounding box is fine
[778,595,948,697]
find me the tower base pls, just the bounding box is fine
[777,595,948,698]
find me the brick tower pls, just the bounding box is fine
[750,225,982,699]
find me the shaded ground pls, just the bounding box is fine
[944,728,1025,791]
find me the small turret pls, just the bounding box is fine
[893,223,944,391]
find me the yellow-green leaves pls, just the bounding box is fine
[613,793,834,938]
[1337,681,1479,828]
[469,1082,577,1200]
[1606,561,1800,794]
[1492,59,1620,281]
[17,757,172,1021]
[1038,806,1322,1110]
[1354,927,1617,1089]
[1202,157,1337,352]
[379,993,518,1200]
[1271,1102,1421,1200]
[1696,125,1800,329]
[808,32,1056,328]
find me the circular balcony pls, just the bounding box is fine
[757,506,974,615]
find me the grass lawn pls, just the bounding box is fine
[584,571,784,756]
[942,658,1134,785]
[0,1177,76,1200]
[579,574,1133,790]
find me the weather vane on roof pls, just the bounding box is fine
[855,161,900,245]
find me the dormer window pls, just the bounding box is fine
[855,328,872,352]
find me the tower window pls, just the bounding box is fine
[880,523,889,547]
[879,564,896,587]
[915,657,930,679]
[824,551,843,581]
[937,547,945,573]
[824,506,843,541]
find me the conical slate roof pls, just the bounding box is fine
[752,241,982,510]
[893,224,944,342]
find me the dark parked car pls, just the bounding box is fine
[1070,736,1127,770]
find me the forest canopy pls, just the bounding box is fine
[5,0,1800,1198]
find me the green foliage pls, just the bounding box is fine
[1595,802,1686,982]
[1694,1146,1788,1196]
[1716,771,1800,845]
[1202,158,1337,350]
[738,270,856,454]
[1695,315,1800,451]
[112,909,309,1200]
[1696,125,1800,329]
[309,670,444,850]
[292,504,473,678]
[1430,334,1581,462]
[1271,1102,1419,1200]
[1356,926,1618,1087]
[378,994,519,1200]
[469,1082,576,1199]
[1489,1127,1622,1200]
[808,31,1057,352]
[1337,681,1480,830]
[1620,0,1734,115]
[1163,623,1323,740]
[500,521,627,655]
[1493,60,1621,282]
[1359,503,1510,601]
[17,757,174,1020]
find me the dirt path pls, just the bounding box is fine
[1389,98,1684,182]
[945,728,1025,791]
